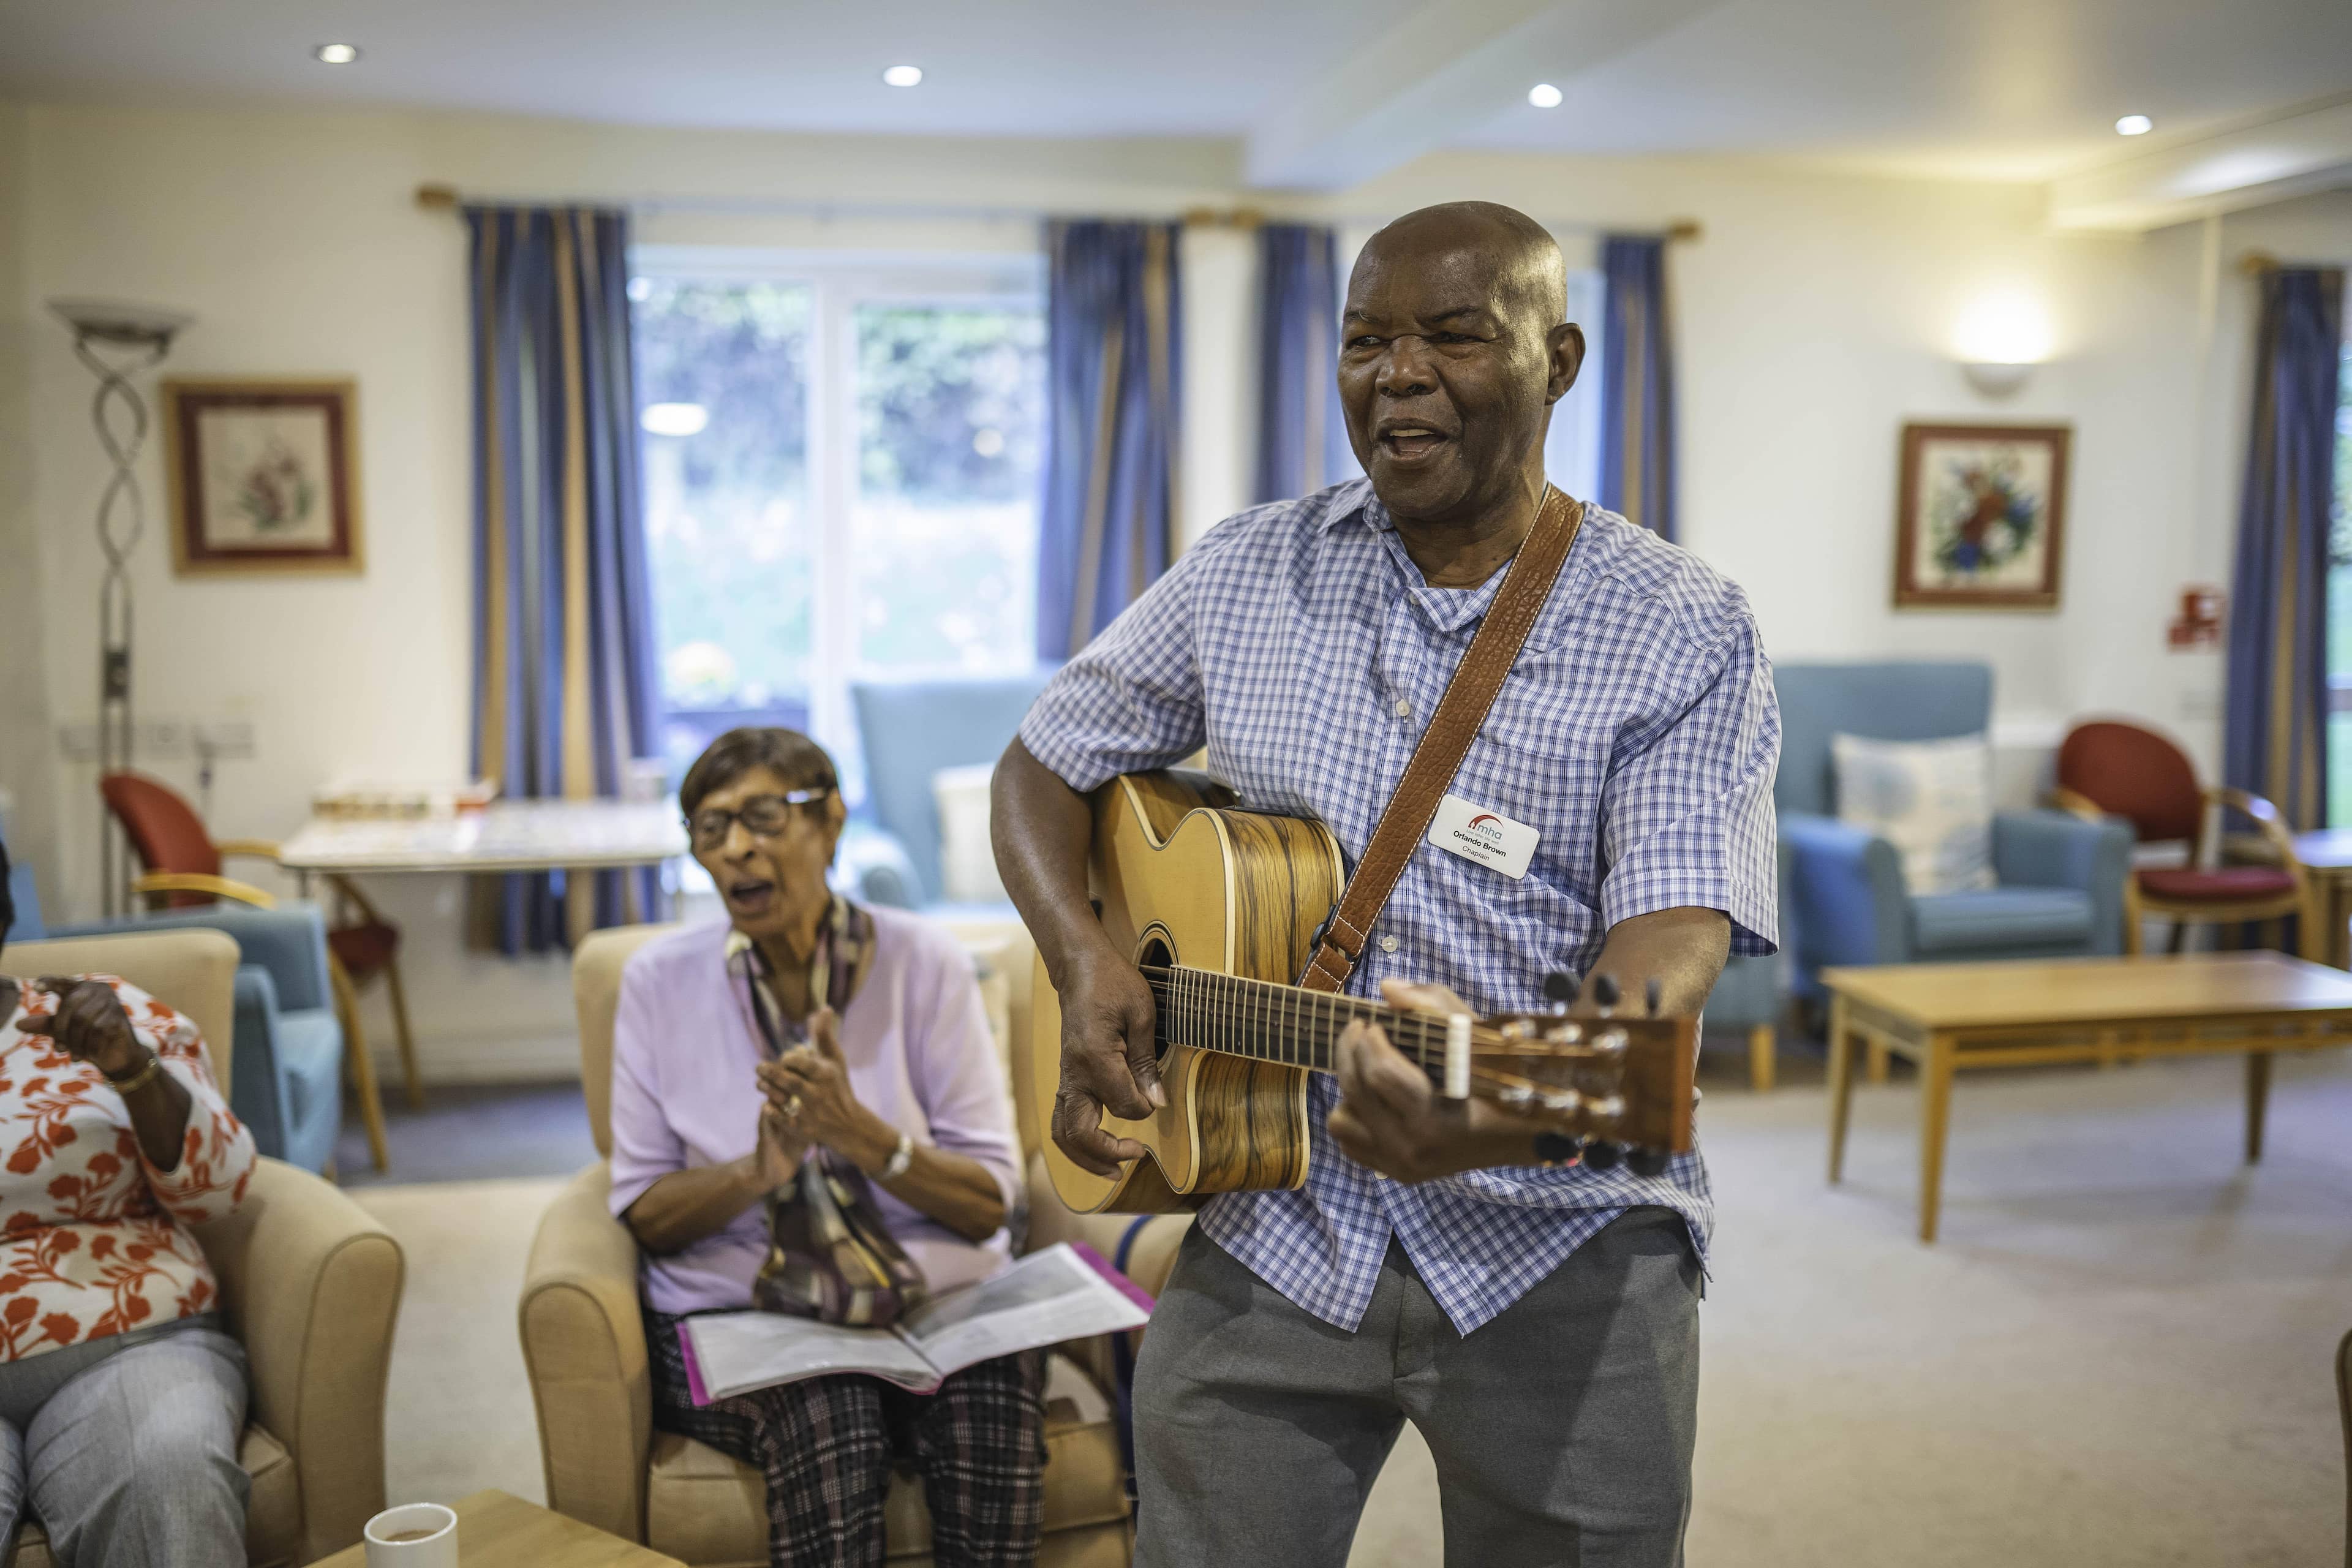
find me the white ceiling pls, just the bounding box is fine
[1,0,2347,188]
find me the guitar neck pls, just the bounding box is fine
[1140,965,1459,1083]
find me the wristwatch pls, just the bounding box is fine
[880,1133,916,1182]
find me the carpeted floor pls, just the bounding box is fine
[352,1048,2352,1567]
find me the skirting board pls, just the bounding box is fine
[372,1031,583,1087]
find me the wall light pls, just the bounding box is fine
[2114,113,2153,137]
[883,64,924,88]
[1528,83,1564,109]
[1952,289,2054,398]
[315,43,360,65]
[641,402,709,437]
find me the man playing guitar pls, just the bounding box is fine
[993,200,1779,1567]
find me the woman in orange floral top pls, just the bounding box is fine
[0,848,257,1567]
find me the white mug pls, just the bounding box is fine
[363,1502,458,1567]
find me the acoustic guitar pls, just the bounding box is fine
[1028,771,1700,1215]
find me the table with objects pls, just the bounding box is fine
[1822,951,2352,1242]
[277,800,690,912]
[307,1489,684,1567]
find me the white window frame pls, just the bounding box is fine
[630,245,1047,775]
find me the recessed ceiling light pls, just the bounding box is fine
[314,42,360,65]
[1528,83,1564,110]
[2114,113,2153,136]
[882,64,924,88]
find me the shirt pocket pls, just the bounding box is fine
[1447,677,1609,897]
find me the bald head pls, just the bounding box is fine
[1336,200,1583,529]
[1357,202,1567,336]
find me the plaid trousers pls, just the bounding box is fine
[647,1307,1048,1567]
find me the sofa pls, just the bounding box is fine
[1775,662,2133,1000]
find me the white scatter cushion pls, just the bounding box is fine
[1831,733,1997,896]
[932,763,1008,905]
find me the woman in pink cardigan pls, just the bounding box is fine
[606,728,1042,1567]
[0,842,257,1567]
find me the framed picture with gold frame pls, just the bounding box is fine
[162,378,363,576]
[1893,421,2069,609]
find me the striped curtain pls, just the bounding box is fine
[2223,265,2345,831]
[1037,220,1183,661]
[466,205,662,952]
[1253,223,1358,503]
[1599,235,1679,541]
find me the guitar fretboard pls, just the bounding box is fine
[1139,965,1458,1081]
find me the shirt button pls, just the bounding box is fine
[1380,935,1400,954]
[1393,699,1412,718]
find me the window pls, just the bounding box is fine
[631,254,1046,794]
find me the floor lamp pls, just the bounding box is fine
[48,297,194,917]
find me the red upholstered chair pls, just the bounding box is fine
[99,772,419,1164]
[2052,722,2323,961]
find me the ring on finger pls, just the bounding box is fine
[785,1094,803,1117]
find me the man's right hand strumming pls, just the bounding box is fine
[1050,946,1164,1177]
[990,736,1173,1178]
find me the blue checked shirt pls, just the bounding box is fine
[1020,480,1779,1335]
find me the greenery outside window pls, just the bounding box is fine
[630,253,1047,797]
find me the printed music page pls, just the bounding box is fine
[683,1243,1151,1403]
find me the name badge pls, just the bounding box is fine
[1428,794,1537,880]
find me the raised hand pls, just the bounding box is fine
[21,978,147,1079]
[763,1007,897,1173]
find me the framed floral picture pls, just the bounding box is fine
[1893,421,2069,609]
[162,378,363,575]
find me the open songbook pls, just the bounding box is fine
[679,1242,1153,1404]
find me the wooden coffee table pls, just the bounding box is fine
[308,1490,684,1567]
[1822,952,2352,1242]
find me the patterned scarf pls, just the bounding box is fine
[728,897,929,1328]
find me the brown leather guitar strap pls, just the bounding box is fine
[1298,485,1584,995]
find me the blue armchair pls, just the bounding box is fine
[1776,662,2132,1001]
[1702,840,1795,1091]
[850,669,1057,911]
[45,901,349,1178]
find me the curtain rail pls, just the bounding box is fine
[413,184,1701,243]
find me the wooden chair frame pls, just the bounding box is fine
[2051,785,2324,963]
[132,841,412,1173]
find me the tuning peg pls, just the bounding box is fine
[1590,973,1621,1012]
[1645,977,1664,1017]
[1542,971,1580,1009]
[1626,1147,1671,1178]
[1581,1139,1623,1170]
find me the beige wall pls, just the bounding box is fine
[9,97,2350,1078]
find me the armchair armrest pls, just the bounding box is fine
[194,1158,403,1564]
[1993,810,2135,954]
[135,872,277,910]
[2205,788,2309,879]
[519,1163,652,1545]
[1779,813,1909,978]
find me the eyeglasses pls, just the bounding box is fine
[686,788,832,851]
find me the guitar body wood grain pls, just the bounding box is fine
[1030,771,1347,1214]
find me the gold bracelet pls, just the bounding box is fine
[104,1052,164,1096]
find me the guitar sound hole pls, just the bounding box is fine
[1136,932,1176,1066]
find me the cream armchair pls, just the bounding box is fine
[0,929,404,1568]
[520,924,1191,1568]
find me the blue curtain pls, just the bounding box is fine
[1253,223,1358,503]
[1599,235,1679,541]
[2223,265,2345,831]
[465,205,662,952]
[1037,220,1183,660]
